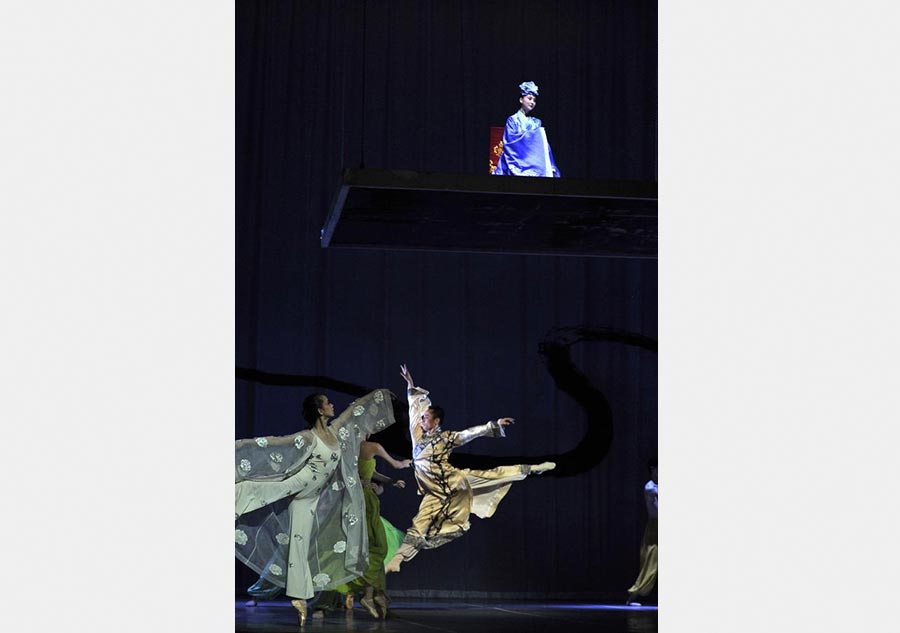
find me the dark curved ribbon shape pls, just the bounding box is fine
[236,325,657,478]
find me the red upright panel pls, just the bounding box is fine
[488,126,504,174]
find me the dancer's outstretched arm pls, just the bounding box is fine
[235,428,308,448]
[329,389,392,431]
[372,442,411,470]
[371,469,406,489]
[451,417,515,447]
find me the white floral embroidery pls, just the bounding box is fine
[374,390,384,403]
[269,452,284,472]
[340,441,347,451]
[346,513,359,526]
[239,459,252,473]
[294,435,305,450]
[313,573,331,588]
[269,564,283,576]
[352,405,365,416]
[333,540,347,553]
[255,437,268,448]
[332,481,344,491]
[375,419,386,430]
[368,403,378,416]
[275,533,290,545]
[235,529,248,545]
[347,476,356,487]
[338,427,350,440]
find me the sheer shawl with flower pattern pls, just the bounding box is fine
[234,388,397,591]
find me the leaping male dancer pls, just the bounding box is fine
[385,364,555,573]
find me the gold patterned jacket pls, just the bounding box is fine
[406,386,505,499]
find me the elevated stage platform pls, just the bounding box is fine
[322,169,657,258]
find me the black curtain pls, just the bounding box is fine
[237,0,657,598]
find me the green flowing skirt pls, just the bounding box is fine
[382,515,403,563]
[344,485,388,592]
[328,488,406,598]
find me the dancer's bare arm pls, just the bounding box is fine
[372,469,407,489]
[373,442,411,470]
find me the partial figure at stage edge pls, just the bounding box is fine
[626,458,658,606]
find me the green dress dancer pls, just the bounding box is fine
[319,443,410,619]
[345,459,390,597]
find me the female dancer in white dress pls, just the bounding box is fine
[235,389,396,627]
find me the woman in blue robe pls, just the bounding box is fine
[493,81,561,177]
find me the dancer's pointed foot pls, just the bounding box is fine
[530,461,556,474]
[373,591,388,619]
[385,554,403,573]
[247,576,283,600]
[360,596,380,619]
[291,599,307,627]
[344,593,355,610]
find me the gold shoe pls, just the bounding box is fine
[344,593,355,610]
[290,599,307,627]
[373,592,388,619]
[359,596,380,619]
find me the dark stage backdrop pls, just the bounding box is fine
[236,0,657,598]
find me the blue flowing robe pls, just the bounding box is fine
[493,110,561,177]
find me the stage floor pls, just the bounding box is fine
[236,598,658,633]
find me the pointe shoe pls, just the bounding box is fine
[384,554,403,573]
[359,596,380,619]
[247,576,283,600]
[373,592,388,619]
[530,461,556,474]
[291,599,308,627]
[344,593,355,610]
